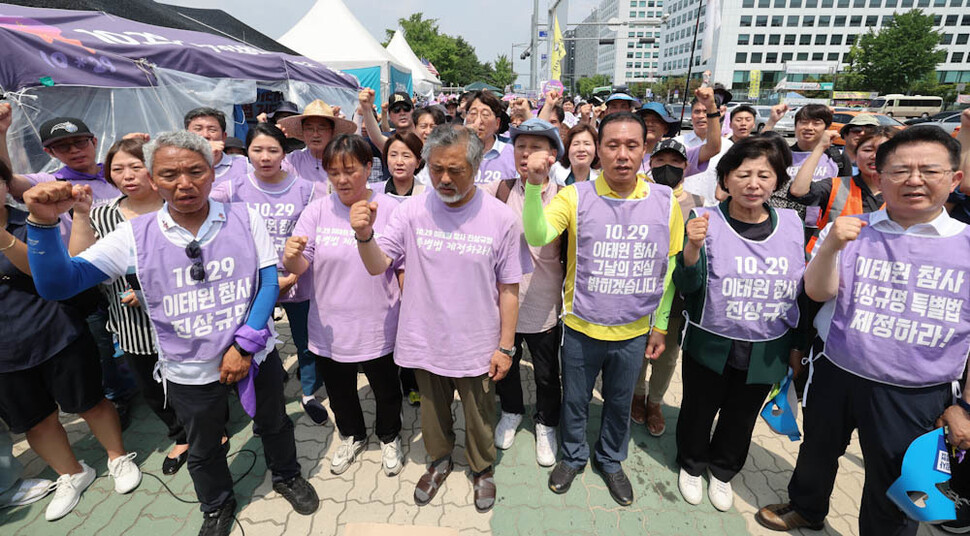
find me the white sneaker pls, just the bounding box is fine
[534,423,557,467]
[494,412,523,450]
[107,452,142,494]
[330,436,366,475]
[0,478,53,507]
[381,437,405,477]
[707,470,734,512]
[678,468,703,505]
[45,461,96,521]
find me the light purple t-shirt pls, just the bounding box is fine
[293,192,401,362]
[212,154,249,185]
[283,148,329,184]
[378,189,533,377]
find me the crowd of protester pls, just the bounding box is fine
[0,83,968,536]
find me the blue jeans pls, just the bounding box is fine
[281,301,321,397]
[86,311,137,401]
[0,428,22,495]
[560,325,647,473]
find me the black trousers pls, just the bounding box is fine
[788,357,950,536]
[167,350,301,512]
[495,325,563,427]
[315,352,402,444]
[399,367,419,394]
[125,352,187,445]
[675,353,772,482]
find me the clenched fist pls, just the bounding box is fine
[23,181,84,225]
[526,151,556,186]
[694,87,716,110]
[284,235,308,265]
[686,211,711,249]
[350,199,378,240]
[770,103,789,123]
[823,216,867,252]
[816,130,838,151]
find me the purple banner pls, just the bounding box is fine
[0,4,358,90]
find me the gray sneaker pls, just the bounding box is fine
[330,435,366,475]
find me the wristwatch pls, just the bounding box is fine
[957,397,970,415]
[498,346,516,358]
[232,341,253,358]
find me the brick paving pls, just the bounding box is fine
[0,317,944,535]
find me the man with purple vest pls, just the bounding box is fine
[22,131,319,536]
[523,112,685,506]
[757,125,970,536]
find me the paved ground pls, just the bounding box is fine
[0,317,945,535]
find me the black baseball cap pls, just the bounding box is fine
[388,92,413,111]
[225,136,245,151]
[268,101,299,120]
[39,117,94,147]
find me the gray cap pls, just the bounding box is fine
[651,138,688,160]
[508,118,565,160]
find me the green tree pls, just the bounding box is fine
[842,10,946,95]
[387,13,489,87]
[576,74,612,97]
[489,55,517,91]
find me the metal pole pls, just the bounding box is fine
[530,0,539,93]
[680,0,704,116]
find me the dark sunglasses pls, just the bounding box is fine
[185,240,206,282]
[847,126,876,136]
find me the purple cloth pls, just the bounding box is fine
[293,192,401,362]
[236,359,259,418]
[130,203,258,364]
[692,207,804,341]
[210,173,315,303]
[23,163,118,244]
[476,145,517,184]
[823,214,970,387]
[283,149,330,184]
[788,152,840,181]
[234,324,272,355]
[0,5,359,90]
[377,189,532,377]
[570,181,671,326]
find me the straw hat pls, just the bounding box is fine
[277,100,357,141]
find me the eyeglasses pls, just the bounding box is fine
[883,167,954,183]
[847,126,876,136]
[49,138,92,153]
[465,110,495,123]
[185,240,206,282]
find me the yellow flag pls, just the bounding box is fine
[552,15,565,81]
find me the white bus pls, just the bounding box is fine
[867,95,944,118]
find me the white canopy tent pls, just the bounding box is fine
[278,0,412,109]
[385,31,442,97]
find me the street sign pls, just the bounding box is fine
[820,82,834,90]
[784,61,838,74]
[539,30,548,38]
[958,94,970,105]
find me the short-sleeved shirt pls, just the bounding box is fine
[638,144,709,178]
[482,179,564,333]
[212,154,250,184]
[0,207,87,373]
[283,148,329,184]
[78,201,279,385]
[788,174,883,214]
[378,189,533,377]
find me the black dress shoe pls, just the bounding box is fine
[162,450,188,475]
[548,461,582,494]
[593,459,634,506]
[198,498,236,536]
[273,475,319,515]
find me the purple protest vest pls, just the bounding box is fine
[570,180,671,326]
[691,207,805,341]
[476,143,517,184]
[222,173,315,303]
[787,152,840,181]
[131,203,258,363]
[824,214,970,387]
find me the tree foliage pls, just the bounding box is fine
[388,13,508,88]
[489,55,517,91]
[576,74,612,97]
[842,10,946,95]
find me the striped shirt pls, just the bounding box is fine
[89,198,156,355]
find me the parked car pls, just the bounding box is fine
[867,94,943,118]
[772,109,798,135]
[828,111,905,146]
[932,112,963,135]
[668,103,691,130]
[904,111,960,125]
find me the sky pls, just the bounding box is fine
[162,0,600,84]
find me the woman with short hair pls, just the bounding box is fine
[673,136,805,512]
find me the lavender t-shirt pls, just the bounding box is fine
[378,189,533,377]
[283,148,329,184]
[293,192,401,363]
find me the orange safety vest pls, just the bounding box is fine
[805,176,865,256]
